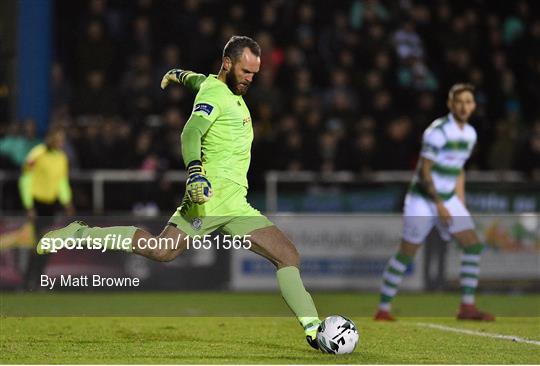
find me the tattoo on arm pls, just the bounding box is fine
[420,158,441,203]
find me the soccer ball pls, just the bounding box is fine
[316,315,359,355]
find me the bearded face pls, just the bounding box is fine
[223,48,260,95]
[226,63,251,95]
[225,66,251,95]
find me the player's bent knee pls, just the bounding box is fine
[153,249,180,262]
[454,230,479,247]
[156,226,189,257]
[277,246,300,268]
[399,240,421,257]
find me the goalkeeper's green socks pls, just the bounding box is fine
[276,266,320,327]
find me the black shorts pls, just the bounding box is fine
[33,199,61,235]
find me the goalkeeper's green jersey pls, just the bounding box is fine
[190,74,253,188]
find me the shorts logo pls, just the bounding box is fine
[191,218,202,230]
[194,103,214,115]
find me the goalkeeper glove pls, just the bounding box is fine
[161,68,184,89]
[186,160,213,204]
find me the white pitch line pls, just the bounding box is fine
[416,322,540,346]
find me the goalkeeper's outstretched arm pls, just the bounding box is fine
[166,69,213,204]
[161,69,206,92]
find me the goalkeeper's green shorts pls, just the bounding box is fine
[168,176,274,237]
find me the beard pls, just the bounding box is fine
[226,71,250,95]
[453,110,470,123]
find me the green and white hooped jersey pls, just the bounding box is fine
[410,114,477,200]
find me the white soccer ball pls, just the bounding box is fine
[316,315,359,355]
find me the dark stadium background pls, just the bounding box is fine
[0,0,538,291]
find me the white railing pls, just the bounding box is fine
[0,170,187,213]
[0,169,528,214]
[264,170,528,213]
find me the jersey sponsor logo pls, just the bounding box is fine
[444,156,460,161]
[194,103,214,115]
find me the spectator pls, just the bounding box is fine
[377,116,415,170]
[73,70,117,116]
[154,44,181,85]
[249,69,282,114]
[488,120,519,170]
[76,20,115,81]
[392,20,424,62]
[319,131,339,172]
[516,120,540,180]
[51,63,72,113]
[28,1,535,182]
[0,120,40,169]
[126,15,153,56]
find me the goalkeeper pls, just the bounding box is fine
[38,36,321,349]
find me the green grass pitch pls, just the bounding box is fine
[1,292,539,364]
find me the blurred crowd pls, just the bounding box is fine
[1,0,539,185]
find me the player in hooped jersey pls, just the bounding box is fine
[375,84,495,321]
